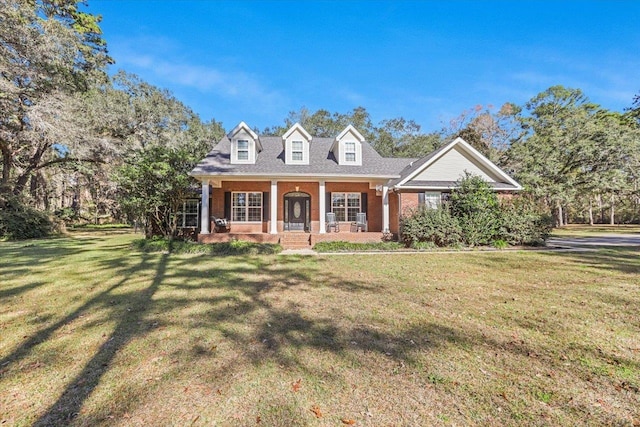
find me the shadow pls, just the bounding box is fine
[33,253,168,426]
[0,281,46,300]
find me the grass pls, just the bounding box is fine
[552,224,640,238]
[1,230,639,425]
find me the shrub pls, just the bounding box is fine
[131,237,282,255]
[499,198,553,246]
[0,195,54,240]
[458,210,501,246]
[400,206,462,247]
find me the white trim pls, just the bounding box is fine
[270,181,278,234]
[200,180,210,234]
[398,185,520,191]
[228,121,258,141]
[394,137,522,190]
[282,122,312,141]
[382,185,389,233]
[191,173,400,180]
[231,191,263,223]
[319,180,326,234]
[335,124,365,143]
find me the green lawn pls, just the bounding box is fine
[1,231,639,426]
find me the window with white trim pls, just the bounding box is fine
[237,140,249,160]
[177,199,199,228]
[291,140,303,161]
[424,192,441,209]
[344,142,356,162]
[331,192,360,222]
[232,192,262,222]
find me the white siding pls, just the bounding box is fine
[284,128,310,165]
[333,129,362,166]
[230,129,257,164]
[412,146,501,182]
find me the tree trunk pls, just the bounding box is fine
[610,194,615,225]
[588,199,594,226]
[0,143,12,194]
[597,194,604,224]
[556,201,564,227]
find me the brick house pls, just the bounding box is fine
[189,121,521,248]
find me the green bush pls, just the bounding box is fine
[499,198,553,246]
[131,237,282,255]
[400,206,462,247]
[400,174,551,248]
[0,195,54,240]
[313,240,404,252]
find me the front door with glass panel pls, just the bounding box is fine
[284,192,310,231]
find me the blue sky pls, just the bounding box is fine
[87,0,640,132]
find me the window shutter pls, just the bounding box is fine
[263,192,269,221]
[224,192,231,219]
[326,192,332,213]
[361,192,368,214]
[418,192,425,206]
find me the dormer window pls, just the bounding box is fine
[331,125,365,166]
[237,140,249,160]
[283,123,312,165]
[345,142,356,162]
[292,141,303,161]
[229,122,261,164]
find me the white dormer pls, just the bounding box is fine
[229,121,261,164]
[331,124,365,166]
[282,122,312,165]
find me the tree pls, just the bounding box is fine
[446,103,522,166]
[0,0,111,198]
[115,146,197,237]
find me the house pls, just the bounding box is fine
[189,121,521,247]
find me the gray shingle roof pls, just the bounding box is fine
[190,136,415,178]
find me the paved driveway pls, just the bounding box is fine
[548,234,640,248]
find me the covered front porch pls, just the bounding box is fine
[197,178,393,239]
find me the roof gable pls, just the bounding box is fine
[282,122,312,141]
[394,137,521,190]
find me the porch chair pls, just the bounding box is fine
[354,212,368,232]
[326,212,340,232]
[211,216,230,233]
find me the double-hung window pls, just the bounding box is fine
[237,140,249,161]
[177,199,199,227]
[291,140,303,161]
[331,192,360,222]
[232,192,262,222]
[344,142,356,162]
[424,192,441,209]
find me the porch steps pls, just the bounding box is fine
[279,233,312,249]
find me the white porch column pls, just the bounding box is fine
[200,179,210,234]
[270,180,278,234]
[319,180,326,233]
[382,185,390,233]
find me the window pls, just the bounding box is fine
[331,192,360,222]
[237,140,249,160]
[344,142,356,162]
[177,199,199,228]
[292,140,303,161]
[424,192,441,209]
[232,192,262,222]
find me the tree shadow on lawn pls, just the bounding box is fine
[3,242,638,425]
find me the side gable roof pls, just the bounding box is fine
[391,137,521,190]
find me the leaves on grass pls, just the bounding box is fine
[292,378,301,392]
[341,418,356,424]
[310,405,323,418]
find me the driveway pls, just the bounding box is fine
[548,234,640,248]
